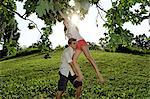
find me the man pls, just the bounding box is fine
[56,38,83,99]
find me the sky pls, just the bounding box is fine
[0,0,149,50]
[14,0,110,49]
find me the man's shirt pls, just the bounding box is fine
[59,46,75,77]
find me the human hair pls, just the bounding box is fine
[68,38,76,45]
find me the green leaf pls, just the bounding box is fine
[35,0,54,18]
[28,23,35,29]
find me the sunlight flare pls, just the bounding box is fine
[71,14,80,26]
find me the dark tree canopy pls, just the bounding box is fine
[0,0,20,56]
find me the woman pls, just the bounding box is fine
[59,11,105,84]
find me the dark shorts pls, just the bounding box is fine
[58,72,82,91]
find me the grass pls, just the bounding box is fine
[0,50,150,98]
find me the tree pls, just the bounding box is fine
[19,0,150,52]
[0,0,20,57]
[1,0,150,54]
[133,34,150,50]
[87,42,100,50]
[103,0,150,51]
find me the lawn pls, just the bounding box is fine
[0,50,150,98]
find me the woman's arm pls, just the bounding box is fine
[59,10,69,30]
[59,11,68,21]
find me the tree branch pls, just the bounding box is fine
[110,0,113,5]
[96,3,106,23]
[1,3,42,34]
[148,9,150,25]
[96,6,106,23]
[96,4,107,13]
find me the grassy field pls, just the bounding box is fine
[0,50,150,98]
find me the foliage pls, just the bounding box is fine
[0,50,150,98]
[104,0,150,51]
[28,23,35,29]
[54,45,65,51]
[87,42,101,50]
[1,0,150,56]
[133,34,150,50]
[0,0,20,57]
[99,33,110,51]
[13,0,97,54]
[116,44,150,55]
[21,0,149,52]
[0,48,41,61]
[100,33,150,54]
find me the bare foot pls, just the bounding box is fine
[98,78,106,84]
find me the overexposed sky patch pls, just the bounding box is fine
[15,1,45,48]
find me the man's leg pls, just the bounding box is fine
[56,72,68,99]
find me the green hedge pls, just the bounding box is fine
[0,48,41,61]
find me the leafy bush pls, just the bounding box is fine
[87,42,101,50]
[0,48,41,61]
[116,44,150,55]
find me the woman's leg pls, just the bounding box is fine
[72,49,84,81]
[75,86,82,99]
[81,45,105,84]
[56,91,64,99]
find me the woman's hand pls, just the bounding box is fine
[76,75,84,82]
